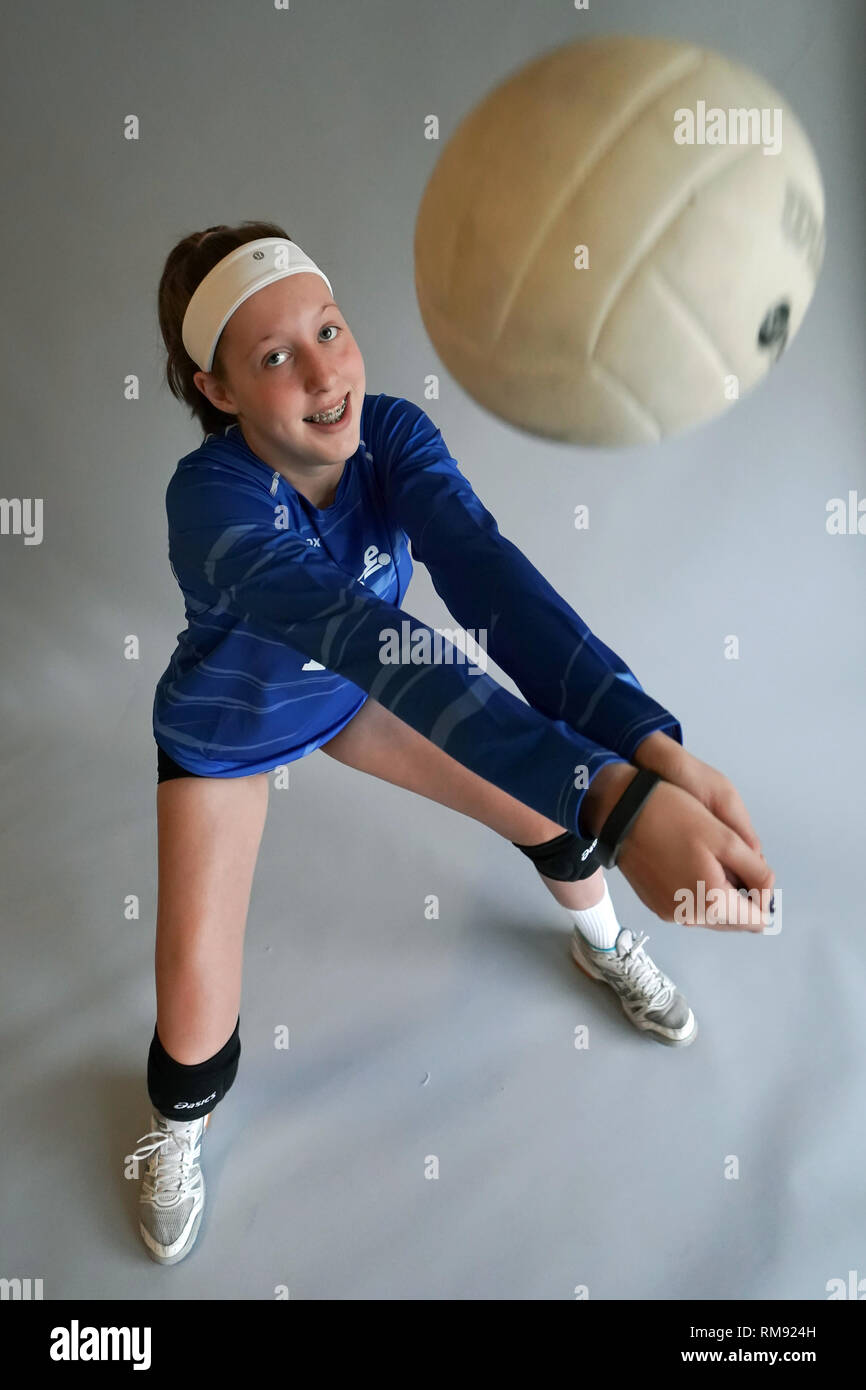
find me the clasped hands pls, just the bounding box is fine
[587,731,776,932]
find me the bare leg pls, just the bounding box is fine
[320,698,607,911]
[533,863,604,912]
[154,771,270,1063]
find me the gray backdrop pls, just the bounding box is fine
[1,0,864,1300]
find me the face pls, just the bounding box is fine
[193,272,365,483]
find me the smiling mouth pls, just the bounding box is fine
[303,392,349,424]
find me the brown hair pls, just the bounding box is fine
[157,219,292,438]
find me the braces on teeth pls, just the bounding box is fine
[304,394,347,423]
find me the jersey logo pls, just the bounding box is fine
[358,542,391,582]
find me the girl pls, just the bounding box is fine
[131,220,774,1266]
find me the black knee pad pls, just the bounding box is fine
[147,1015,240,1121]
[512,828,602,881]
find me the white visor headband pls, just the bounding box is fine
[181,236,334,373]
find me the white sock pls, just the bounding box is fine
[568,877,621,950]
[157,1110,207,1132]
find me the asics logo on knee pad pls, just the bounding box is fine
[513,830,601,881]
[174,1092,217,1110]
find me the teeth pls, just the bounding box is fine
[304,394,347,424]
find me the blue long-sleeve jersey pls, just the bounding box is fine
[153,393,683,838]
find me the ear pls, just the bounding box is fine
[193,368,236,414]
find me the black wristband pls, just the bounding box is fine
[594,768,662,869]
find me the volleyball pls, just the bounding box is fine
[413,34,826,448]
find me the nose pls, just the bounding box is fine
[303,374,342,403]
[300,342,341,380]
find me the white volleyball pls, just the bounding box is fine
[414,34,826,447]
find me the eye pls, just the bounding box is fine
[263,325,342,367]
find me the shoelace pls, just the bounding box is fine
[598,932,674,1012]
[131,1127,203,1206]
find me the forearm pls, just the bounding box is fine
[579,762,640,839]
[631,729,688,777]
[389,487,682,760]
[419,519,682,760]
[579,731,686,841]
[580,731,688,838]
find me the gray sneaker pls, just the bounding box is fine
[131,1109,211,1264]
[571,925,698,1046]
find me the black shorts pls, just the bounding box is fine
[156,741,208,783]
